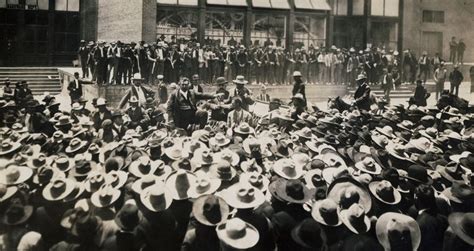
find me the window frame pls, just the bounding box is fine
[422,10,444,24]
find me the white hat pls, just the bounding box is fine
[132,73,143,80]
[293,71,302,77]
[96,98,107,106]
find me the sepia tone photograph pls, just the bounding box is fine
[0,0,473,250]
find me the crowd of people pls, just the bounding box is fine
[0,59,473,251]
[77,36,465,90]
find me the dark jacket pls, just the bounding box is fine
[414,85,430,106]
[92,109,112,130]
[118,85,155,109]
[68,79,83,101]
[166,89,214,125]
[354,83,371,110]
[416,209,449,251]
[449,69,464,85]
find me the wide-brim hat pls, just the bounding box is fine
[52,155,74,172]
[1,165,33,185]
[239,172,270,192]
[327,177,372,213]
[354,157,382,175]
[311,198,342,226]
[448,213,474,245]
[165,170,197,200]
[304,169,326,189]
[209,133,231,147]
[105,170,128,189]
[376,212,421,251]
[368,181,402,205]
[65,139,88,154]
[273,158,305,180]
[215,149,240,166]
[436,162,467,183]
[216,218,259,249]
[42,178,76,201]
[234,123,255,135]
[90,186,121,208]
[274,179,313,204]
[188,171,222,198]
[140,181,173,212]
[232,75,248,85]
[2,204,34,226]
[210,161,237,181]
[192,195,229,226]
[0,140,22,156]
[221,183,265,209]
[0,185,18,202]
[339,204,371,234]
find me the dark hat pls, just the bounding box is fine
[448,212,474,245]
[311,198,342,226]
[115,202,141,231]
[442,182,474,204]
[376,212,421,251]
[406,165,433,184]
[291,219,326,249]
[71,210,101,237]
[2,202,34,226]
[215,77,228,85]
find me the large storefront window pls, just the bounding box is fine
[371,0,399,17]
[293,15,326,49]
[205,12,244,46]
[251,14,286,47]
[157,9,198,42]
[370,21,398,50]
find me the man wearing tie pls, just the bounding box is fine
[67,72,83,105]
[94,41,108,85]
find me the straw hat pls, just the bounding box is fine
[274,179,313,204]
[448,213,474,245]
[311,198,342,226]
[90,185,121,208]
[355,156,382,175]
[42,178,76,201]
[215,149,240,166]
[239,172,270,192]
[0,184,18,203]
[216,218,259,249]
[273,158,305,180]
[327,177,372,213]
[339,203,371,234]
[209,132,231,147]
[234,123,255,135]
[232,75,248,85]
[2,203,34,226]
[376,212,421,251]
[221,183,265,209]
[165,169,197,200]
[192,195,229,226]
[140,181,173,212]
[188,171,222,198]
[65,138,88,154]
[210,161,237,181]
[1,165,33,185]
[369,180,402,205]
[0,140,21,156]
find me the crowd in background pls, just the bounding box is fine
[77,35,465,89]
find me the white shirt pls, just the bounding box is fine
[180,89,189,100]
[134,86,146,106]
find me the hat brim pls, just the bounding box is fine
[0,186,18,202]
[192,195,229,226]
[339,209,371,234]
[140,186,173,212]
[2,166,33,185]
[216,221,259,249]
[354,161,382,175]
[221,185,265,209]
[90,189,121,208]
[0,142,22,156]
[376,212,421,250]
[368,181,402,205]
[188,178,222,199]
[165,171,197,200]
[275,180,313,204]
[65,140,88,154]
[2,205,34,226]
[311,200,342,227]
[449,213,474,246]
[42,179,76,201]
[327,177,372,213]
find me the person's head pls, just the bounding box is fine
[5,78,10,87]
[293,71,302,82]
[180,78,190,92]
[356,74,367,85]
[132,73,143,87]
[74,72,80,79]
[191,74,200,84]
[269,98,282,111]
[416,80,423,86]
[260,85,266,94]
[232,97,243,110]
[414,184,436,211]
[440,61,445,68]
[112,113,123,125]
[452,36,456,41]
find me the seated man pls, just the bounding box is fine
[227,97,252,128]
[124,96,150,131]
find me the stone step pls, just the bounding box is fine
[0,67,62,97]
[0,74,59,78]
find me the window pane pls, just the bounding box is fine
[67,0,79,11]
[371,0,384,16]
[253,0,271,8]
[7,0,19,5]
[310,0,330,10]
[206,0,222,5]
[55,0,67,11]
[352,0,364,15]
[178,0,197,5]
[271,0,290,9]
[251,14,286,46]
[0,0,6,8]
[335,0,348,15]
[422,11,432,22]
[434,11,444,23]
[227,0,247,6]
[25,0,37,6]
[384,0,398,16]
[38,0,48,9]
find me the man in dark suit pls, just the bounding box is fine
[94,41,108,85]
[353,73,372,111]
[124,96,150,130]
[78,40,89,78]
[166,77,220,131]
[118,73,155,109]
[92,98,112,131]
[67,72,83,105]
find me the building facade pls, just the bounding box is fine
[0,0,80,66]
[402,0,474,61]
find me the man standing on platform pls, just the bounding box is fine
[418,51,430,84]
[449,64,463,96]
[94,41,108,85]
[449,36,458,63]
[292,71,306,107]
[118,73,155,109]
[77,40,89,79]
[434,61,447,100]
[68,72,83,106]
[167,77,220,131]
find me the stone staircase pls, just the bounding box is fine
[348,85,414,100]
[0,67,62,96]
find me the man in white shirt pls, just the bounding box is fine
[118,73,155,109]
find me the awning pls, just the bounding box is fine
[157,0,198,6]
[207,0,248,6]
[252,0,290,9]
[294,0,331,10]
